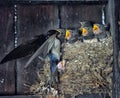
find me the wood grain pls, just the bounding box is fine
[0,6,15,95]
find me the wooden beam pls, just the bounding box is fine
[1,0,108,5]
[0,6,15,95]
[108,0,120,98]
[0,93,107,98]
[16,5,59,94]
[0,95,42,98]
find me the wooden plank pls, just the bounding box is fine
[0,6,15,94]
[0,0,108,6]
[14,0,108,2]
[16,3,108,95]
[118,1,120,49]
[0,95,42,98]
[107,0,120,98]
[0,94,105,98]
[75,93,105,98]
[60,5,103,28]
[0,95,60,98]
[16,5,59,94]
[14,0,108,4]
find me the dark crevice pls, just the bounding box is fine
[58,5,61,28]
[12,1,108,6]
[13,4,18,95]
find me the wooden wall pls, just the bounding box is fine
[16,4,104,94]
[16,5,59,94]
[0,6,15,95]
[1,0,120,98]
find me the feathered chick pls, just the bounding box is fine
[93,23,110,41]
[65,29,71,40]
[65,29,79,43]
[93,24,105,34]
[79,21,94,41]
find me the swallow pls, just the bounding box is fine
[79,21,95,42]
[80,26,95,41]
[0,30,63,65]
[65,29,80,43]
[0,29,67,89]
[65,29,71,40]
[93,23,110,41]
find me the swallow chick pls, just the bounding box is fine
[65,29,80,43]
[79,21,95,42]
[80,26,95,43]
[93,23,110,41]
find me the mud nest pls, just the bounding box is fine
[30,37,113,97]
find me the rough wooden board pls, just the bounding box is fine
[109,0,120,98]
[60,5,103,28]
[14,0,108,4]
[0,6,15,94]
[15,0,107,1]
[17,5,59,38]
[0,94,106,98]
[0,95,42,98]
[16,5,59,94]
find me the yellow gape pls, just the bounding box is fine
[82,28,88,36]
[65,29,71,40]
[93,24,99,31]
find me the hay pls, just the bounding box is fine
[30,37,113,97]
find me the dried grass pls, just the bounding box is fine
[30,37,113,97]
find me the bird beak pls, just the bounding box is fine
[65,29,71,40]
[82,28,88,36]
[93,24,99,31]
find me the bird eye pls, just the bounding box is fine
[65,30,71,40]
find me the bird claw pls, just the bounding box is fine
[42,84,58,96]
[47,74,59,86]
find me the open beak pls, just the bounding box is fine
[65,29,71,40]
[93,24,99,31]
[82,28,88,36]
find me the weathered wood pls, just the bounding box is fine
[16,5,59,94]
[107,0,120,98]
[14,0,108,2]
[0,95,42,98]
[60,5,103,28]
[118,1,120,49]
[0,0,119,97]
[14,0,108,5]
[0,6,15,94]
[16,3,109,95]
[0,94,106,98]
[75,93,106,98]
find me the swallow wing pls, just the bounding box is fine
[0,34,46,64]
[24,34,56,68]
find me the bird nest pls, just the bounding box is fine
[30,37,113,97]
